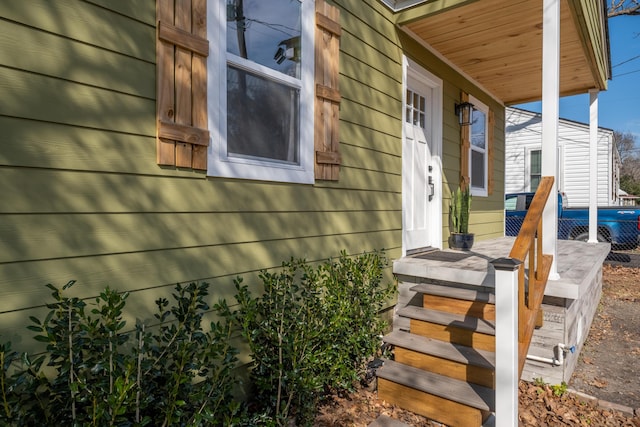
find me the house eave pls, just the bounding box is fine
[389,0,611,105]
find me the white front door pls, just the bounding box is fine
[403,60,442,254]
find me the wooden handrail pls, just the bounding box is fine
[507,176,554,376]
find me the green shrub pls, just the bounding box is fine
[0,281,241,426]
[319,251,393,391]
[1,250,393,426]
[225,250,393,426]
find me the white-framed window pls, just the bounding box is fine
[207,0,315,183]
[529,149,541,192]
[467,95,488,197]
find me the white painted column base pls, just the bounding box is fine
[491,257,522,427]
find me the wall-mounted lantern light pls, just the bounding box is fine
[455,102,474,126]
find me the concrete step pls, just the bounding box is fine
[377,359,495,426]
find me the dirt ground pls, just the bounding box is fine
[313,264,640,426]
[569,264,640,410]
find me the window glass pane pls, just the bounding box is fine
[471,150,485,188]
[530,150,541,191]
[530,150,541,174]
[227,0,301,78]
[227,65,299,164]
[530,176,541,192]
[471,109,486,149]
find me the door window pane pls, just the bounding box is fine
[406,89,426,128]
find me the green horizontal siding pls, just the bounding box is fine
[2,0,155,61]
[340,143,402,175]
[0,169,401,214]
[0,68,155,135]
[341,124,401,157]
[0,116,161,175]
[0,231,401,309]
[0,19,155,99]
[0,0,508,353]
[84,0,156,25]
[0,211,401,264]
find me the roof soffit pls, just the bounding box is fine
[394,0,610,105]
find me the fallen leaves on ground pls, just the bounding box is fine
[314,380,640,426]
[601,264,640,302]
[519,382,640,427]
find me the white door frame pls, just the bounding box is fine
[402,57,443,255]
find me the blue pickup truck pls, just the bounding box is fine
[505,192,640,249]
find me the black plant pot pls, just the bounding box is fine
[448,233,474,251]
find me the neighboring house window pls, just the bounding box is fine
[208,0,315,183]
[529,149,541,192]
[467,96,489,196]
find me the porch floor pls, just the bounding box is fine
[393,237,610,300]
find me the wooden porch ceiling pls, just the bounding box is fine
[399,0,610,105]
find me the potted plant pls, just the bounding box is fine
[449,185,474,250]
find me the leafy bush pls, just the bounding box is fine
[1,250,393,426]
[224,250,393,426]
[0,281,241,426]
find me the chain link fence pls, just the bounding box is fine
[505,216,640,250]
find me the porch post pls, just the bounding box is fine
[541,0,560,279]
[589,89,599,242]
[492,257,522,427]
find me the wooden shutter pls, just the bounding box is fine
[460,91,470,189]
[157,0,209,170]
[487,109,494,195]
[315,0,341,181]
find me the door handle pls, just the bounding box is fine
[428,176,434,201]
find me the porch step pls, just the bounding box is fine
[414,283,496,320]
[398,306,496,336]
[384,330,495,388]
[411,283,495,304]
[383,330,495,370]
[377,359,495,426]
[400,306,495,352]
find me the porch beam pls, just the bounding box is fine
[589,90,599,242]
[541,0,560,280]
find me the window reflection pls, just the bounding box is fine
[227,66,300,164]
[471,109,486,149]
[227,0,302,78]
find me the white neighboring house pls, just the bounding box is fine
[505,107,621,207]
